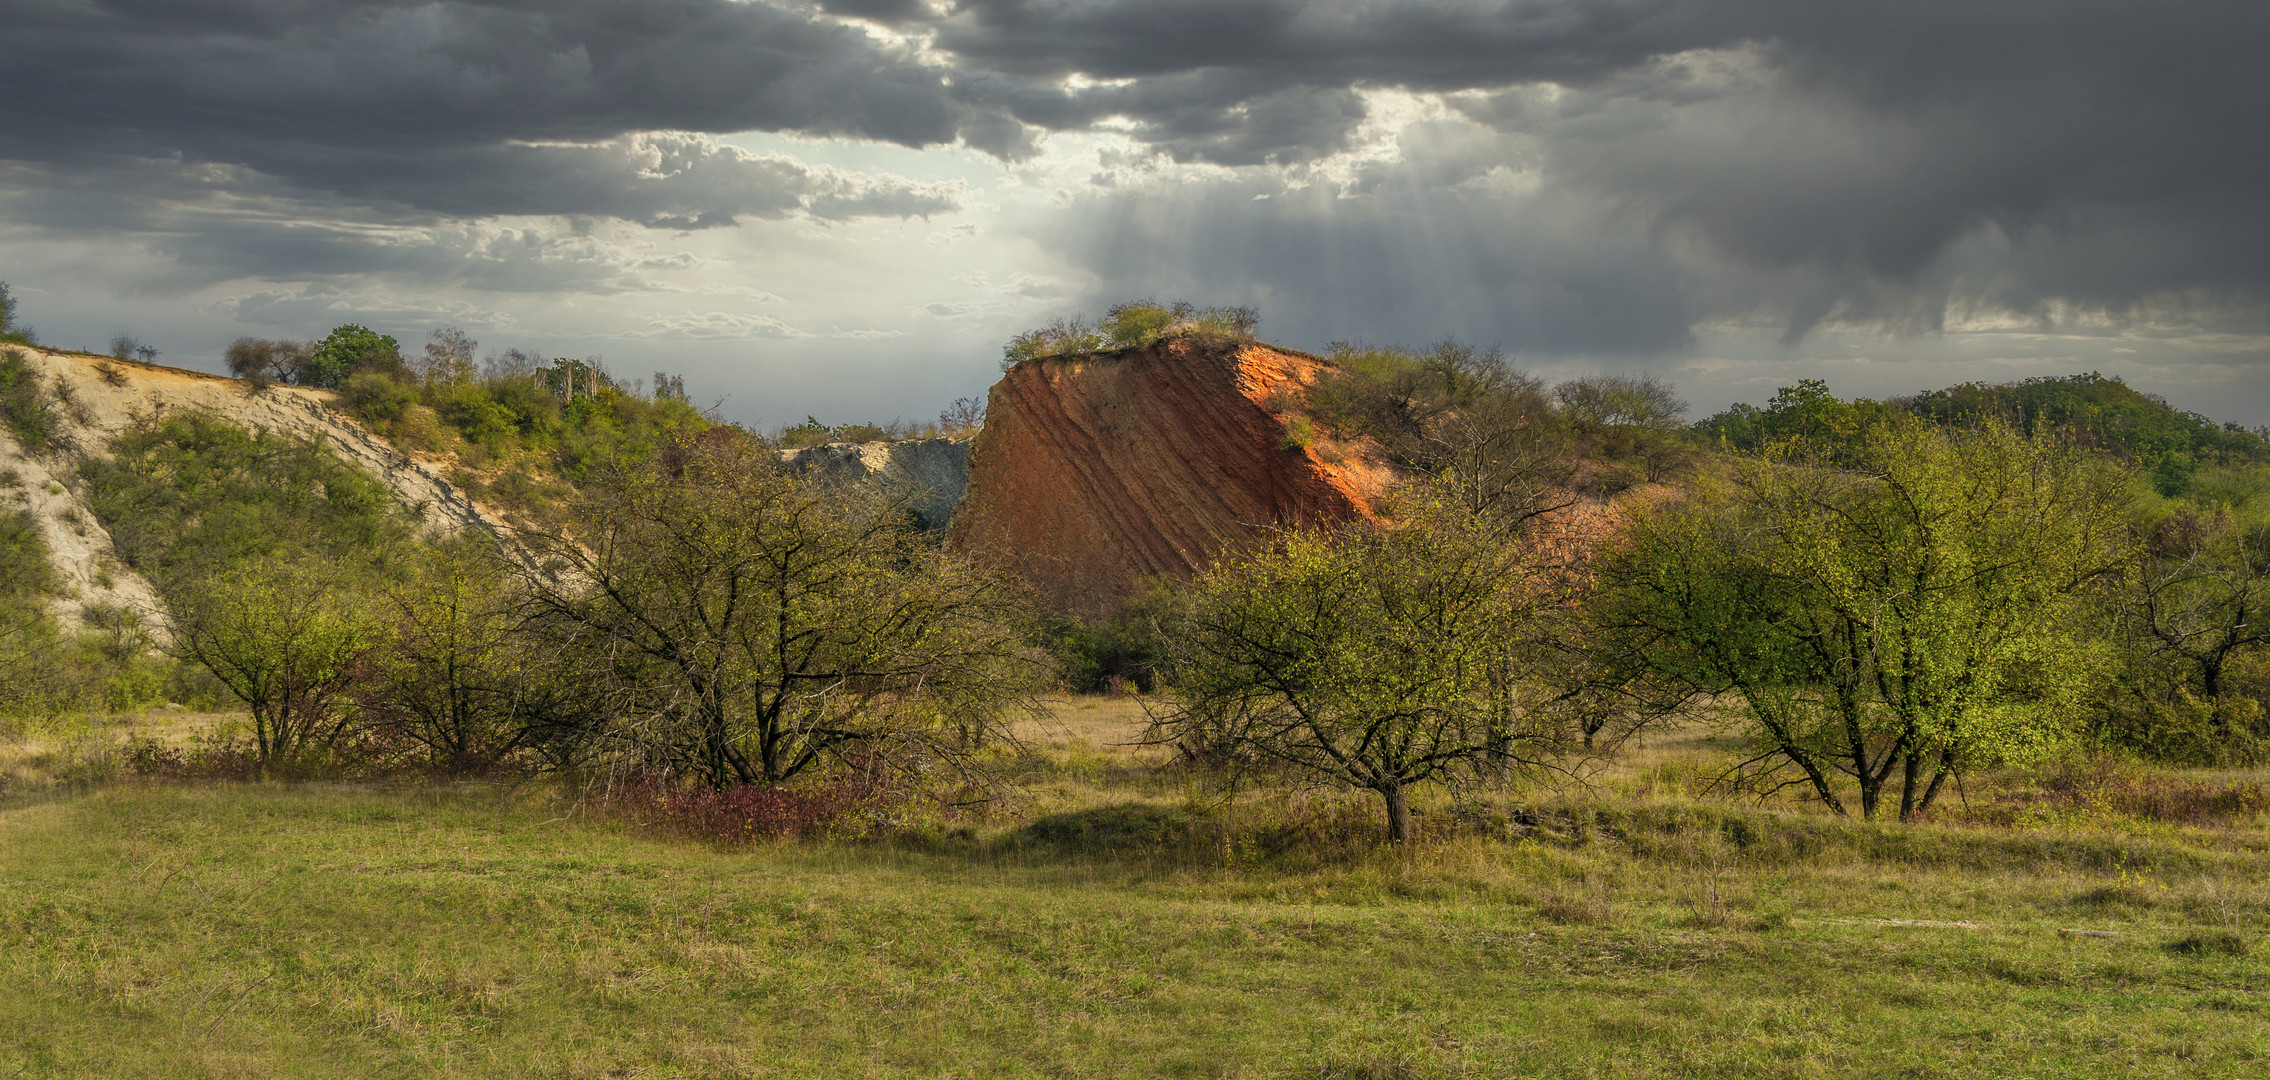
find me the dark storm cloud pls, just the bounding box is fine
[1055,132,1701,356]
[931,0,2269,339]
[0,0,986,225]
[0,133,955,295]
[0,0,2263,345]
[274,134,960,228]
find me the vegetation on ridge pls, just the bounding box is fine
[1001,299,1260,367]
[0,281,33,346]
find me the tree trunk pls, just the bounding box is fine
[1380,782,1413,844]
[1856,762,1882,821]
[1910,749,1955,822]
[1898,748,1923,822]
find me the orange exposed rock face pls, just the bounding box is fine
[949,339,1393,617]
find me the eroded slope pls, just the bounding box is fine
[2,347,510,627]
[949,339,1393,617]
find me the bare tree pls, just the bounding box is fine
[356,543,558,773]
[224,338,309,390]
[516,435,1042,788]
[938,395,986,436]
[419,328,477,387]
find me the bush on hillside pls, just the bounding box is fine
[301,324,407,389]
[340,370,419,424]
[1001,300,1259,366]
[1047,581,1181,694]
[0,347,63,453]
[773,415,923,449]
[0,507,54,600]
[0,281,33,346]
[78,412,417,588]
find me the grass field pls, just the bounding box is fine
[3,699,2267,1078]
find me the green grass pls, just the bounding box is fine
[3,776,2267,1079]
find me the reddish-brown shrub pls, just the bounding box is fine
[607,765,939,846]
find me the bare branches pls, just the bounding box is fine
[513,435,1045,790]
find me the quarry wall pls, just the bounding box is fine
[947,338,1393,618]
[777,437,970,531]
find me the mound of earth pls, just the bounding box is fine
[948,338,1393,617]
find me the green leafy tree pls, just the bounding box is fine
[0,281,33,345]
[300,324,403,389]
[1599,417,2132,821]
[1155,491,1575,842]
[1909,372,2270,497]
[519,435,1040,788]
[1694,379,1904,458]
[171,558,381,765]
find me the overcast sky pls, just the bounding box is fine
[2,0,2265,429]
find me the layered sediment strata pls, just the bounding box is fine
[948,338,1392,617]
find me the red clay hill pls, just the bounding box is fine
[948,337,1395,617]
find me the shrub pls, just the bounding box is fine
[1102,300,1258,349]
[1045,582,1180,693]
[1103,301,1178,347]
[0,281,32,345]
[616,769,913,845]
[0,507,53,599]
[772,415,919,449]
[0,347,62,453]
[340,371,420,425]
[169,556,383,766]
[437,386,521,454]
[1956,754,2270,827]
[2098,689,2267,767]
[124,731,263,781]
[483,374,564,442]
[78,411,417,588]
[1001,316,1105,366]
[1001,300,1260,367]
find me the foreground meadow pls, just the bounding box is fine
[2,700,2266,1079]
